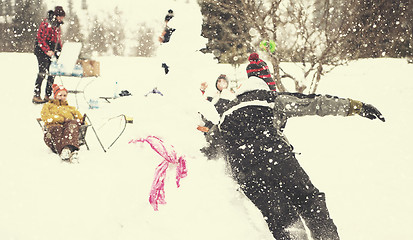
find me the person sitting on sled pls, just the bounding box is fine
[41,84,83,162]
[199,77,385,240]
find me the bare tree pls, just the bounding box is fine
[283,0,353,93]
[239,0,355,93]
[199,0,358,93]
[235,0,288,91]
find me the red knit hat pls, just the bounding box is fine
[52,84,67,97]
[248,53,259,61]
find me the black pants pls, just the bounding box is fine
[226,134,339,240]
[33,48,55,97]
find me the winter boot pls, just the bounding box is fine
[70,151,79,163]
[44,95,51,102]
[32,95,46,104]
[60,147,72,161]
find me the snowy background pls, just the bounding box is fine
[1,0,413,240]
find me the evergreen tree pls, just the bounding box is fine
[199,0,253,66]
[63,0,84,44]
[105,7,125,56]
[86,17,108,56]
[133,23,156,57]
[0,0,14,51]
[12,0,46,52]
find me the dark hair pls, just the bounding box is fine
[217,74,227,81]
[216,74,228,92]
[165,9,174,22]
[47,10,54,21]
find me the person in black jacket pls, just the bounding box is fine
[201,78,385,240]
[32,6,65,104]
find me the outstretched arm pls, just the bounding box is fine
[275,92,350,118]
[275,92,385,122]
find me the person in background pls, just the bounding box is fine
[32,6,65,104]
[159,10,174,74]
[159,9,176,44]
[145,9,174,97]
[246,52,277,91]
[200,74,235,110]
[198,74,235,159]
[41,84,83,163]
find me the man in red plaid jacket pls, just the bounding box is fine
[32,6,65,104]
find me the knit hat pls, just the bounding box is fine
[54,6,65,17]
[248,52,259,61]
[52,84,67,97]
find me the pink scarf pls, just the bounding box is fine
[129,136,187,211]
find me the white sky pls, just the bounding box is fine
[45,0,189,26]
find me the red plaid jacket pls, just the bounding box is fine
[36,19,62,54]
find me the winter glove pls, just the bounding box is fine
[349,99,385,122]
[197,126,210,133]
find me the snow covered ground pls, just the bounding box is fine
[1,54,412,240]
[1,1,413,239]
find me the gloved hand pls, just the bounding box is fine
[349,99,385,122]
[360,103,385,122]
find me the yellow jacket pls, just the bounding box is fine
[41,99,83,126]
